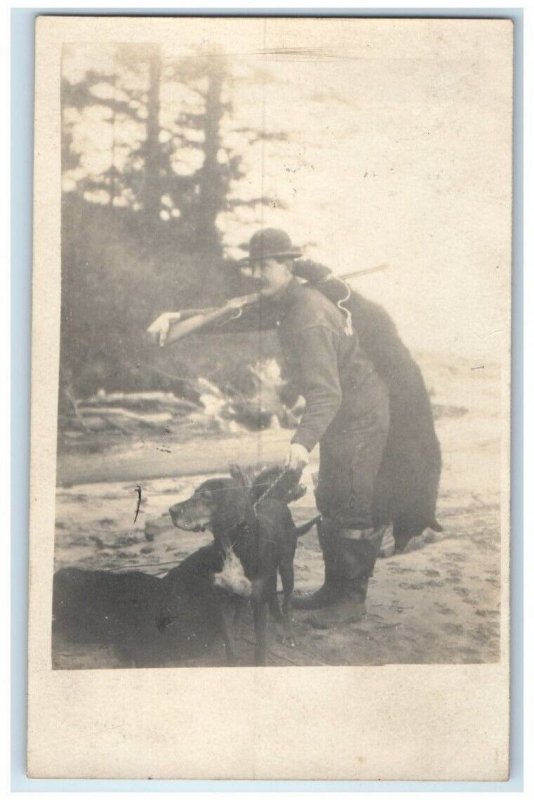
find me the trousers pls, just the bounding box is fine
[314,371,390,530]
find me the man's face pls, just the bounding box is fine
[251,258,293,298]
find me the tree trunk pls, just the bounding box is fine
[195,55,225,261]
[143,46,162,225]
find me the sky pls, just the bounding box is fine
[62,19,513,361]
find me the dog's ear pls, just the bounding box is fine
[229,463,252,489]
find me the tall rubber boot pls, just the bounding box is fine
[292,517,341,610]
[305,526,387,628]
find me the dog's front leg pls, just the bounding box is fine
[278,559,296,647]
[253,601,268,666]
[220,600,238,666]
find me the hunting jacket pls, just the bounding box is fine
[214,278,381,452]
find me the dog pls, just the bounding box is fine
[169,466,320,665]
[52,557,227,667]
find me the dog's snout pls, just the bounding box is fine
[169,502,184,525]
[168,495,211,532]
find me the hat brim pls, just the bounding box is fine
[238,249,302,265]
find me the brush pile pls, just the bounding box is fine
[59,359,304,443]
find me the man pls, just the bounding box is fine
[150,228,390,625]
[246,229,391,624]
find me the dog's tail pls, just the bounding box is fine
[295,515,322,538]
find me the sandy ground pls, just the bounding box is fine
[52,355,503,667]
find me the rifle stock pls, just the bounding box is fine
[163,293,259,345]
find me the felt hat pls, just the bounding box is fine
[241,228,302,264]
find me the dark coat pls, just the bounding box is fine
[273,278,384,453]
[210,280,390,530]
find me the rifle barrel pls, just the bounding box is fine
[339,263,389,281]
[174,264,388,317]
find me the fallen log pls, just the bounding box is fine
[85,391,200,412]
[78,407,174,428]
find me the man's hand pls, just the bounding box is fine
[146,312,182,347]
[285,443,310,472]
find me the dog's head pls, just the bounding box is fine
[169,479,230,532]
[169,477,253,533]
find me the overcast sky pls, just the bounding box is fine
[63,19,513,361]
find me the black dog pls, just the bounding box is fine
[52,559,226,667]
[169,466,320,665]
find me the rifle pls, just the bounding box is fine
[147,263,388,347]
[146,294,259,347]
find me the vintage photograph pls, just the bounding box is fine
[49,21,512,673]
[26,15,513,781]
